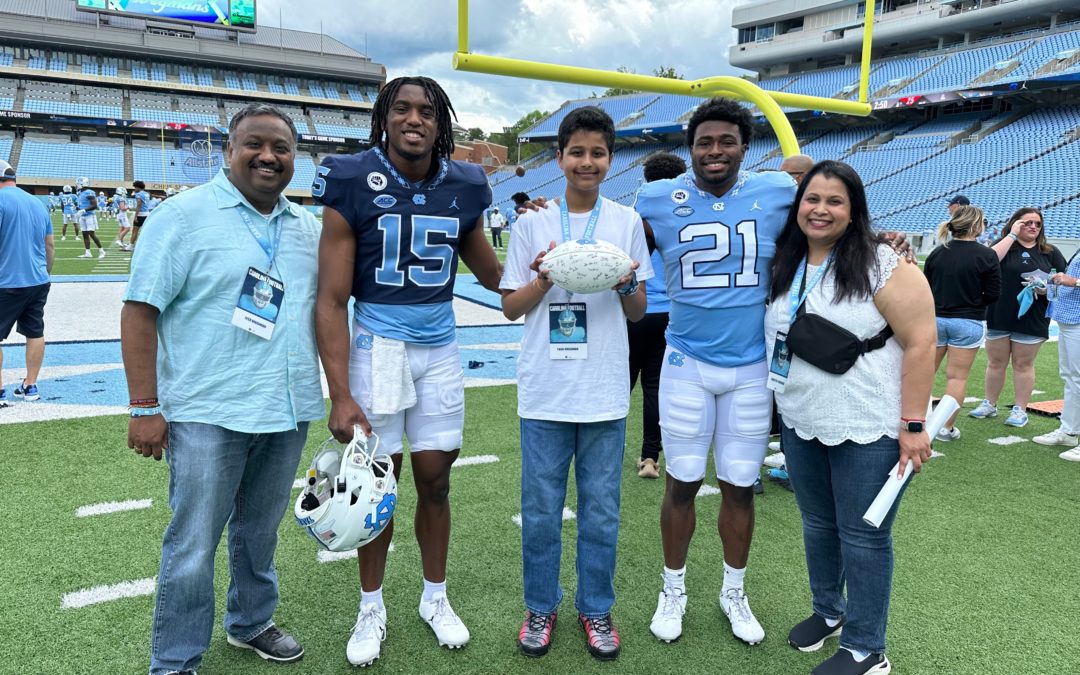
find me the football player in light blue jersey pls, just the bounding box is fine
[59,185,80,240]
[314,76,501,667]
[635,98,796,646]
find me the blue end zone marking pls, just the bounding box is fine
[453,273,503,310]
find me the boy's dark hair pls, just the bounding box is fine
[642,152,687,182]
[133,180,145,189]
[511,192,530,206]
[557,106,616,154]
[685,97,754,148]
[370,76,457,159]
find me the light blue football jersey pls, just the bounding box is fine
[635,170,796,367]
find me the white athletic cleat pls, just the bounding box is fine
[719,588,765,645]
[1033,427,1078,448]
[935,427,961,442]
[346,603,386,667]
[61,235,66,241]
[767,440,781,452]
[78,250,92,258]
[1059,447,1080,462]
[650,587,687,642]
[98,248,106,259]
[419,592,470,648]
[763,452,786,468]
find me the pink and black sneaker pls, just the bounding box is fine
[518,610,556,657]
[579,613,620,660]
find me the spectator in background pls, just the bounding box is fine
[947,194,970,216]
[510,191,530,226]
[490,207,506,249]
[923,206,1001,441]
[970,208,1067,427]
[1038,255,1080,459]
[780,154,814,185]
[0,159,53,406]
[631,151,685,479]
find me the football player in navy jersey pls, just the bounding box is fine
[313,76,502,667]
[635,98,796,646]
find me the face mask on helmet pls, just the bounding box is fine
[294,426,398,552]
[558,309,577,336]
[253,279,274,309]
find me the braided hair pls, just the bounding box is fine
[370,76,457,159]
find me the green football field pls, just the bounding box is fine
[1,351,1077,674]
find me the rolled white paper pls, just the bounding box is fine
[862,395,960,528]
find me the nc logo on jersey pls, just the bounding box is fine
[373,194,397,209]
[673,206,695,217]
[670,189,690,205]
[367,172,387,192]
[668,351,686,367]
[413,194,427,206]
[364,493,397,534]
[356,334,374,350]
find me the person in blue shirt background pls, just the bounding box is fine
[0,159,53,406]
[59,184,79,241]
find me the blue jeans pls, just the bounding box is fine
[520,417,625,618]
[781,427,909,654]
[149,422,308,675]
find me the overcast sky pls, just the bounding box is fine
[258,0,745,133]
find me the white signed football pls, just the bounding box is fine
[539,239,633,294]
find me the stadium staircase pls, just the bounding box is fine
[863,118,977,188]
[123,143,133,182]
[122,93,131,120]
[8,135,22,168]
[871,59,947,99]
[13,84,24,112]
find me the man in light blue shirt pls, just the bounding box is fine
[1038,258,1080,458]
[122,104,322,674]
[0,159,53,406]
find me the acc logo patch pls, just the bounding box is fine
[373,194,397,209]
[673,206,695,217]
[367,172,387,192]
[671,189,690,205]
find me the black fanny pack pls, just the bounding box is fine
[786,273,893,375]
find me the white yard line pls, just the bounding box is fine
[61,577,156,609]
[512,507,576,528]
[987,436,1027,446]
[317,542,394,564]
[697,484,721,498]
[454,454,500,467]
[76,498,152,518]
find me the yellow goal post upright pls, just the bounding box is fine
[452,0,876,157]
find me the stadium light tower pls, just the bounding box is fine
[452,0,877,157]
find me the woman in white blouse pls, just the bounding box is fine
[764,160,936,675]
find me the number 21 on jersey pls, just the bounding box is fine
[678,220,759,289]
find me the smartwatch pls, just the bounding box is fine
[901,419,924,433]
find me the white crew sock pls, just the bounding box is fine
[422,578,446,603]
[825,616,842,628]
[722,562,745,593]
[361,586,384,611]
[843,646,872,662]
[662,566,686,593]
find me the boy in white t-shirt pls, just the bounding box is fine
[500,107,653,661]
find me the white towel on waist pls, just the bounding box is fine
[371,335,417,415]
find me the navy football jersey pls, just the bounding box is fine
[635,170,796,367]
[314,148,491,344]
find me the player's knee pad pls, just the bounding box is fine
[715,440,766,487]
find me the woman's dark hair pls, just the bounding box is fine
[994,206,1052,253]
[770,160,879,304]
[370,76,457,159]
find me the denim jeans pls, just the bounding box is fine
[149,422,308,675]
[520,417,625,618]
[780,427,909,654]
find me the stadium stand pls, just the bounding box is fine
[19,135,124,180]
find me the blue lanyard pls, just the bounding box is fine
[789,253,833,323]
[236,206,283,270]
[560,198,603,243]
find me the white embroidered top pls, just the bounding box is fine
[764,244,902,446]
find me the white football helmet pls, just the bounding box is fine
[115,187,127,197]
[179,185,189,192]
[75,177,89,190]
[165,187,177,197]
[294,427,397,552]
[62,185,72,194]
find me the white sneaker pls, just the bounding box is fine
[719,588,765,645]
[347,603,386,667]
[650,587,687,642]
[98,248,106,259]
[78,251,92,258]
[767,440,781,452]
[1059,447,1080,462]
[935,427,961,442]
[418,592,470,648]
[1033,427,1079,447]
[61,235,66,241]
[763,452,786,469]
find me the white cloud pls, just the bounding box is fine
[257,0,745,133]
